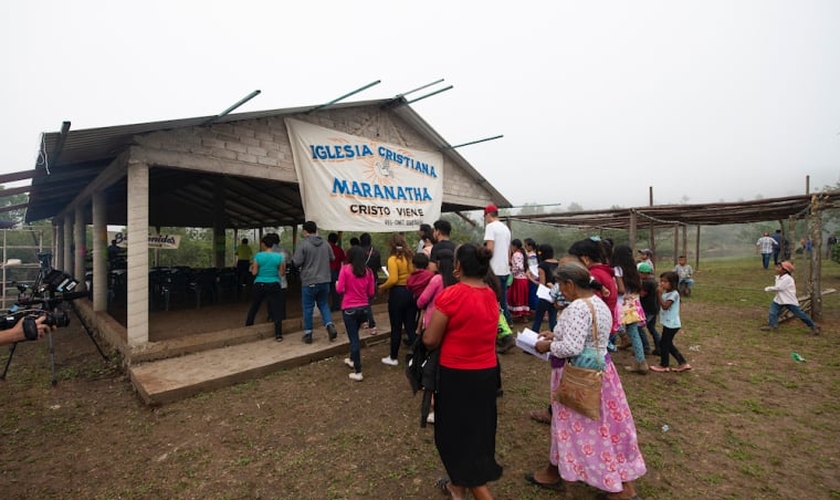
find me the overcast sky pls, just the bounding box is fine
[1,0,838,212]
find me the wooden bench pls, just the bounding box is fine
[778,288,836,322]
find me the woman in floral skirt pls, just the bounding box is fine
[530,261,646,500]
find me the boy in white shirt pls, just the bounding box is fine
[760,261,819,335]
[673,255,694,296]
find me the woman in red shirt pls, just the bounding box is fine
[423,243,503,500]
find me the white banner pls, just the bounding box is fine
[108,231,181,249]
[286,118,443,232]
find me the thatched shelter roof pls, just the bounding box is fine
[509,192,840,230]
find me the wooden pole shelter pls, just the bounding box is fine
[673,223,679,265]
[694,225,701,270]
[809,195,823,319]
[648,187,655,259]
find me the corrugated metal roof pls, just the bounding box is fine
[22,98,511,226]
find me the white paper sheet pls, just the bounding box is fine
[515,328,550,361]
[536,284,552,302]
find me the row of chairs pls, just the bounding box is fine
[89,264,301,312]
[148,267,240,311]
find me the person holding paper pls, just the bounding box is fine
[378,233,416,366]
[568,237,618,346]
[530,244,560,334]
[527,261,646,499]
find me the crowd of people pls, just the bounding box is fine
[9,207,829,500]
[3,204,828,500]
[226,214,828,500]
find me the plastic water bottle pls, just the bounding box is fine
[661,424,670,432]
[791,352,806,363]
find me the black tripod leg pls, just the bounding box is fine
[1,342,18,380]
[48,332,57,386]
[71,304,109,361]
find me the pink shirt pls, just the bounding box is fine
[417,274,444,329]
[335,264,375,310]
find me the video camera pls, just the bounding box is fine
[0,253,88,339]
[1,252,108,385]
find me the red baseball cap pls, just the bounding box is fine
[484,204,498,215]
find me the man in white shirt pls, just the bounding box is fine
[756,232,778,270]
[484,204,512,325]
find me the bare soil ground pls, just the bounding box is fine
[1,258,839,500]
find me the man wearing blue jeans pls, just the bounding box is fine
[293,221,337,344]
[483,204,512,324]
[756,232,778,270]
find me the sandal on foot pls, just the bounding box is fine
[435,476,457,498]
[524,472,565,491]
[529,409,551,425]
[648,365,670,373]
[673,363,692,372]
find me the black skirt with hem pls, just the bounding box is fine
[434,364,503,487]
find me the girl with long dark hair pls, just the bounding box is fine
[379,233,417,366]
[336,245,376,381]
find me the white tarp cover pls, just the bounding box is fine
[286,118,443,232]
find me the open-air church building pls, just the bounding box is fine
[19,96,510,363]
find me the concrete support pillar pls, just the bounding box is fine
[92,192,108,312]
[213,180,226,268]
[126,162,150,346]
[63,216,73,274]
[74,206,86,287]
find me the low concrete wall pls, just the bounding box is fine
[72,299,130,363]
[72,300,390,367]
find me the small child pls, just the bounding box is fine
[760,261,820,335]
[637,263,661,355]
[673,255,694,297]
[649,271,692,373]
[406,253,434,300]
[406,253,434,337]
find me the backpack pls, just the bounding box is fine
[405,332,439,428]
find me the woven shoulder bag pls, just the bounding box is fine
[552,298,605,420]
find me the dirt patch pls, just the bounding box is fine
[1,261,839,499]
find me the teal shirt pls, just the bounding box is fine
[253,251,283,284]
[659,290,681,329]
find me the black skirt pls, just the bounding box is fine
[434,364,503,487]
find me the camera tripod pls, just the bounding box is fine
[0,253,109,386]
